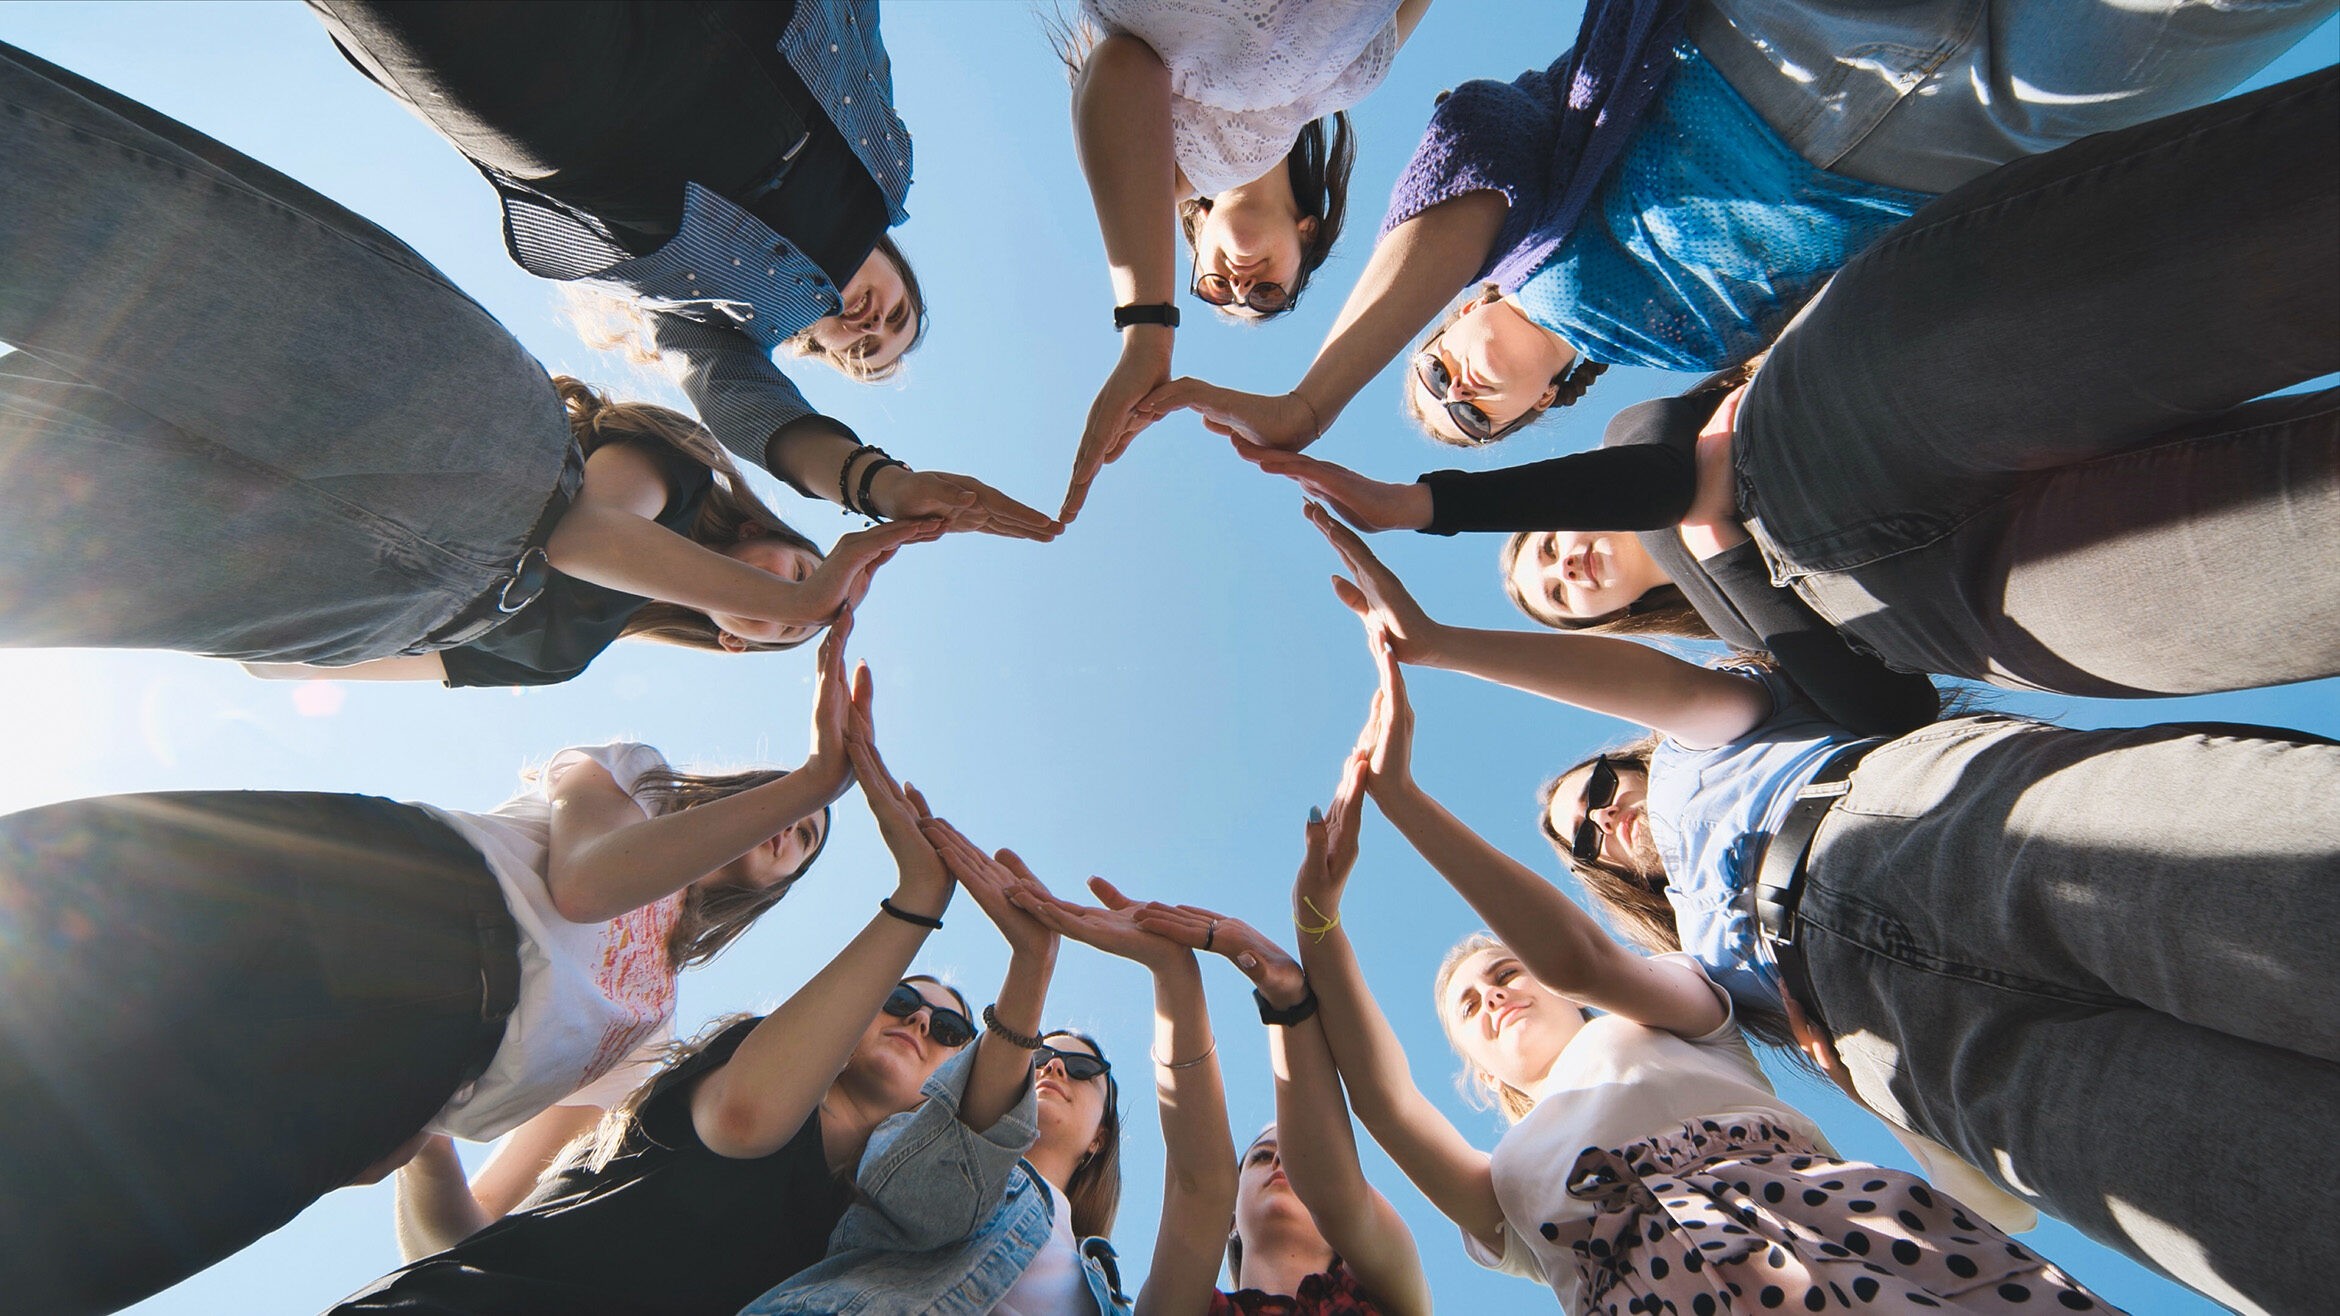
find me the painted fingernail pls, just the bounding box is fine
[1307,806,1324,825]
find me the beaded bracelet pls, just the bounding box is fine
[981,1004,1045,1051]
[837,443,884,514]
[855,454,908,522]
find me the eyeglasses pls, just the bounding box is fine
[1030,1044,1112,1083]
[1412,332,1544,445]
[1569,758,1622,863]
[1191,271,1290,315]
[881,982,976,1049]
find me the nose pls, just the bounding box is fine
[1039,1054,1068,1079]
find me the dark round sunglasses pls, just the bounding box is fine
[1412,331,1547,445]
[881,982,976,1049]
[1191,271,1290,315]
[1570,757,1623,863]
[1030,1044,1112,1083]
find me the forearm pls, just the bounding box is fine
[1137,954,1238,1316]
[1416,624,1770,748]
[767,413,866,510]
[1418,445,1696,536]
[1074,35,1181,310]
[960,946,1056,1131]
[1267,1014,1373,1222]
[550,771,842,923]
[545,504,825,625]
[1295,193,1507,436]
[392,1138,491,1262]
[241,654,448,682]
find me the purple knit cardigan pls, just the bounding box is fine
[1381,0,1690,291]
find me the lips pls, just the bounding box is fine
[1491,1001,1526,1035]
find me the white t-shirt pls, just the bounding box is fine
[993,1181,1094,1316]
[419,742,683,1140]
[1083,0,1401,194]
[1462,955,1832,1311]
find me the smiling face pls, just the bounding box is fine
[800,244,918,371]
[843,978,969,1109]
[702,535,824,650]
[1505,531,1673,627]
[1408,293,1577,444]
[1547,760,1654,874]
[1440,947,1585,1097]
[1031,1032,1111,1164]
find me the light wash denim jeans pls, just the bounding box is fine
[0,42,574,666]
[1736,68,2340,697]
[1798,716,2340,1314]
[1695,0,2339,194]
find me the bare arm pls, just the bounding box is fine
[688,668,953,1158]
[386,1104,601,1261]
[1393,0,1434,45]
[241,653,448,682]
[918,821,1064,1133]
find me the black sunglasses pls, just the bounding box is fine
[1191,271,1290,315]
[881,982,976,1049]
[1030,1044,1112,1083]
[1569,758,1623,863]
[1412,333,1545,445]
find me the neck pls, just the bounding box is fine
[1026,1138,1087,1201]
[1217,168,1301,220]
[1234,1235,1339,1298]
[816,1076,900,1175]
[1497,292,1580,376]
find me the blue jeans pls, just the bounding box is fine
[0,792,518,1316]
[0,42,574,666]
[1737,68,2340,697]
[1696,0,2340,193]
[1799,716,2340,1312]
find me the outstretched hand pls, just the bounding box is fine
[1305,502,1443,662]
[841,664,949,909]
[920,817,1059,965]
[800,606,858,799]
[800,518,948,620]
[1062,333,1176,522]
[1021,875,1195,972]
[1132,902,1308,1009]
[1294,728,1373,925]
[1362,628,1418,793]
[1141,378,1322,452]
[1230,439,1431,533]
[873,466,1061,542]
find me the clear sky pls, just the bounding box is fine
[2,3,2332,1314]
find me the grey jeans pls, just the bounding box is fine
[0,42,574,666]
[1737,68,2340,698]
[1695,0,2340,194]
[1799,716,2340,1313]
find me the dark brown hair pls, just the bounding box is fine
[780,233,929,380]
[1404,286,1607,446]
[1496,533,1714,638]
[550,376,821,654]
[1044,1028,1124,1240]
[1176,112,1356,321]
[628,767,832,969]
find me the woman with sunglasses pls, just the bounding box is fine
[1231,68,2340,707]
[746,827,1131,1316]
[1054,0,1435,522]
[325,669,1049,1316]
[3,620,876,1315]
[0,46,940,686]
[306,1,1056,541]
[1142,0,2332,451]
[1311,507,2340,1312]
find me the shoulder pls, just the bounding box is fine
[546,742,671,799]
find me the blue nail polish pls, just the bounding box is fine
[1307,806,1324,825]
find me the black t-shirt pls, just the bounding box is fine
[328,1017,848,1316]
[440,441,713,689]
[1418,394,1937,737]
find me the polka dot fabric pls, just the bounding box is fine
[1547,1115,2121,1315]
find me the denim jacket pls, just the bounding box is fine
[741,1049,1132,1316]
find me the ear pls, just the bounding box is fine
[1533,380,1562,412]
[716,630,748,654]
[1295,214,1319,247]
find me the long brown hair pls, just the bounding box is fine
[1044,1028,1124,1240]
[1175,112,1356,321]
[1535,741,1807,1057]
[550,376,821,654]
[779,233,929,380]
[1404,285,1607,446]
[1497,532,1716,639]
[627,766,832,968]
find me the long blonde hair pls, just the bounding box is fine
[549,376,821,654]
[1433,932,1552,1124]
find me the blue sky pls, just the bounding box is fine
[2,3,2332,1313]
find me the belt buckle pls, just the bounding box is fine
[496,546,551,614]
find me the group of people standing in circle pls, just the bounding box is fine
[0,0,2332,1314]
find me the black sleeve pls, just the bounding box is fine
[437,645,581,689]
[1419,445,1696,536]
[1701,541,1939,737]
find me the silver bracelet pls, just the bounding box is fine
[1151,1039,1217,1070]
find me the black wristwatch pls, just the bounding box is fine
[1253,982,1319,1027]
[1112,301,1180,330]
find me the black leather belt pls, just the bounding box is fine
[420,441,585,651]
[1749,740,1878,1027]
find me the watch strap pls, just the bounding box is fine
[1113,302,1180,330]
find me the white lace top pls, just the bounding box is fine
[1083,0,1402,195]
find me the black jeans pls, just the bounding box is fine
[0,792,517,1316]
[1738,66,2340,698]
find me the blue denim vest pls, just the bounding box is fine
[741,1050,1132,1316]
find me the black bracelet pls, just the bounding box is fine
[1112,301,1180,330]
[878,897,943,930]
[1254,982,1319,1027]
[837,443,884,514]
[856,455,908,523]
[981,1004,1046,1050]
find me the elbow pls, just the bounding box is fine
[694,1086,789,1161]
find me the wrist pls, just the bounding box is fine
[864,462,911,516]
[1398,481,1435,531]
[885,882,950,924]
[1119,322,1175,356]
